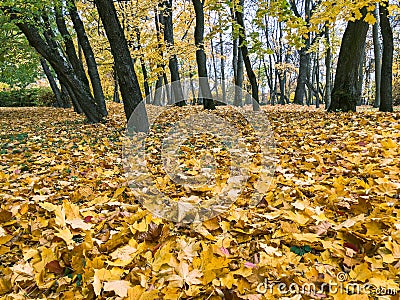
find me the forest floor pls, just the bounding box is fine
[0,103,400,300]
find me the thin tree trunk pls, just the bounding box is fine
[153,8,167,106]
[192,0,215,110]
[293,0,311,105]
[373,4,382,108]
[356,42,366,106]
[113,65,120,103]
[68,0,107,117]
[55,8,89,87]
[210,39,219,100]
[324,25,332,109]
[161,0,186,106]
[219,28,226,103]
[379,2,393,112]
[40,58,63,107]
[135,28,151,102]
[315,52,320,108]
[94,0,149,130]
[12,20,103,122]
[236,0,259,110]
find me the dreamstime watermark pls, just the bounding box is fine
[122,78,276,223]
[256,272,398,296]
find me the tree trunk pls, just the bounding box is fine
[112,65,120,103]
[315,52,320,108]
[94,0,149,130]
[356,42,366,106]
[11,19,103,122]
[294,48,310,105]
[192,0,215,110]
[210,39,219,100]
[372,5,382,108]
[219,28,227,103]
[293,0,311,106]
[161,0,185,106]
[235,0,259,110]
[153,76,163,105]
[235,48,244,106]
[328,12,369,112]
[68,0,107,117]
[324,25,332,109]
[379,2,393,112]
[60,83,72,108]
[135,28,151,102]
[55,8,89,88]
[40,58,63,107]
[153,8,167,106]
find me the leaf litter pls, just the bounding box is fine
[0,104,399,299]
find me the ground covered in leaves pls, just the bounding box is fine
[0,103,400,300]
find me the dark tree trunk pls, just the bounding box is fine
[210,39,219,100]
[234,39,244,106]
[161,0,185,106]
[112,65,120,103]
[278,69,286,105]
[68,0,107,117]
[192,0,215,110]
[135,28,151,102]
[40,58,63,107]
[294,48,310,105]
[328,13,369,112]
[315,52,320,108]
[153,8,167,106]
[356,42,366,105]
[373,5,382,108]
[293,0,311,106]
[235,0,259,110]
[94,0,149,131]
[219,28,227,103]
[64,81,83,114]
[60,83,72,108]
[153,76,163,105]
[42,13,85,112]
[55,8,89,87]
[324,25,332,109]
[11,19,103,122]
[379,3,393,112]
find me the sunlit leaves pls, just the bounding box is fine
[0,103,400,298]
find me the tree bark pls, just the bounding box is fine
[219,28,227,103]
[294,48,310,105]
[372,5,382,108]
[112,65,120,103]
[192,0,215,110]
[55,7,89,88]
[379,2,393,112]
[328,12,369,112]
[60,83,72,108]
[40,58,63,107]
[293,0,311,106]
[161,0,185,106]
[356,41,366,105]
[94,0,149,131]
[324,25,332,109]
[12,20,103,122]
[235,0,259,110]
[135,28,151,102]
[68,0,107,117]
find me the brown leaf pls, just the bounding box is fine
[45,260,64,274]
